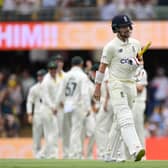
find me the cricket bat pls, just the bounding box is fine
[137,41,152,59]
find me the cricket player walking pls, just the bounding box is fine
[56,56,91,159]
[94,14,145,161]
[26,69,46,158]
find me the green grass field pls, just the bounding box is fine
[0,160,168,168]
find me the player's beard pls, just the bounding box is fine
[118,28,132,41]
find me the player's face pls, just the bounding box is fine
[49,68,57,77]
[37,75,43,82]
[118,26,132,39]
[56,60,64,70]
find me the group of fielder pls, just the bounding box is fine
[26,14,148,162]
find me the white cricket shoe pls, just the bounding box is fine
[35,152,46,159]
[104,153,116,162]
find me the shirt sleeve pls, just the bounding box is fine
[81,76,92,111]
[42,80,55,110]
[103,68,109,82]
[26,86,36,114]
[100,43,113,65]
[138,43,142,53]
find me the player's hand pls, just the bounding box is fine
[52,108,57,115]
[60,102,64,108]
[136,54,144,64]
[28,114,33,124]
[94,84,101,101]
[103,104,108,112]
[129,57,143,66]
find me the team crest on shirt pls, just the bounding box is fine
[120,91,125,98]
[132,46,136,53]
[118,48,123,53]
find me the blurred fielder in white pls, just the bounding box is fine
[133,67,148,147]
[26,69,46,158]
[89,64,114,160]
[40,61,59,158]
[56,56,91,159]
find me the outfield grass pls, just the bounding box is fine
[0,160,168,168]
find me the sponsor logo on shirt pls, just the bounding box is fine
[120,58,132,65]
[118,48,123,53]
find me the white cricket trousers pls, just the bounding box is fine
[81,113,96,159]
[95,106,113,160]
[132,100,146,147]
[106,78,142,158]
[32,114,43,158]
[62,109,85,159]
[40,105,58,158]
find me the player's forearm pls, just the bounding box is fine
[105,82,110,103]
[136,84,144,93]
[99,63,107,73]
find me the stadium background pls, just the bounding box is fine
[0,0,168,160]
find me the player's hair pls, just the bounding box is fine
[71,56,84,66]
[36,69,47,76]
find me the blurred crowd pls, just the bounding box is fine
[0,0,167,21]
[0,55,168,138]
[0,69,35,137]
[145,67,168,137]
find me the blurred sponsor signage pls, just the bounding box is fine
[0,22,167,50]
[0,138,168,159]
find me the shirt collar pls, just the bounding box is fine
[115,36,130,46]
[49,73,57,82]
[71,66,83,72]
[57,71,64,78]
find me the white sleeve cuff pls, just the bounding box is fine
[95,71,105,84]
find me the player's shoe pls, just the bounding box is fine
[134,149,145,161]
[116,158,126,163]
[104,153,116,162]
[47,154,58,159]
[35,152,45,159]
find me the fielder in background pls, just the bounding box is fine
[26,69,46,158]
[40,61,59,158]
[90,64,114,160]
[94,14,145,161]
[50,54,66,154]
[81,64,96,159]
[133,67,148,148]
[50,54,66,83]
[56,56,91,159]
